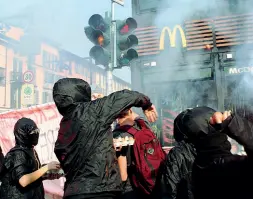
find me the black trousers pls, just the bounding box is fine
[65,197,115,199]
[64,192,120,199]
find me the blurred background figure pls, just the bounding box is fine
[92,93,104,100]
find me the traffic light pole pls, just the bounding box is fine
[85,1,136,95]
[107,1,117,95]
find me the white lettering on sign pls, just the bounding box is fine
[228,66,253,74]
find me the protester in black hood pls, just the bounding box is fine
[52,78,157,199]
[0,118,60,199]
[192,110,253,199]
[163,106,215,199]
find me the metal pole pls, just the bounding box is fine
[107,1,116,95]
[213,48,225,111]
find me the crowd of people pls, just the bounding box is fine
[0,77,253,199]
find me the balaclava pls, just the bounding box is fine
[14,117,39,148]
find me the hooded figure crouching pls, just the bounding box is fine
[0,118,60,199]
[163,106,216,199]
[192,110,253,199]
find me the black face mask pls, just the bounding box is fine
[29,129,40,146]
[14,118,39,148]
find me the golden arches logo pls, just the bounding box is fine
[159,25,187,50]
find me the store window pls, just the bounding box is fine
[42,91,53,103]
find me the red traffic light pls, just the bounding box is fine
[120,24,129,34]
[118,18,137,35]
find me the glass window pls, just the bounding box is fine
[42,91,53,103]
[44,71,54,84]
[0,67,6,86]
[138,0,159,11]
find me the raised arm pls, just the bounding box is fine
[211,111,253,157]
[226,114,253,157]
[95,89,154,125]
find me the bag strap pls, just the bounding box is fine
[115,119,148,136]
[115,125,139,136]
[135,119,148,129]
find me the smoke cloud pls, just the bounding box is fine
[141,0,253,112]
[138,0,253,149]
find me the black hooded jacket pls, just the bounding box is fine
[0,118,44,199]
[52,78,153,198]
[192,114,253,199]
[164,107,215,199]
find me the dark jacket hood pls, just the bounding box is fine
[14,117,38,148]
[53,78,91,116]
[174,106,216,143]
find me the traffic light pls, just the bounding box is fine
[116,18,138,67]
[84,14,111,66]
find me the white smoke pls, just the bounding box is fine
[140,0,253,112]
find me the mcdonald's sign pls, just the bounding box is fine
[159,25,187,50]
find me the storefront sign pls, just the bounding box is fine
[225,66,253,75]
[159,25,187,50]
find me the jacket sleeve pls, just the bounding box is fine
[4,151,30,183]
[96,89,152,125]
[164,148,183,199]
[226,114,253,156]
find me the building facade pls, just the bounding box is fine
[131,0,253,146]
[0,24,130,112]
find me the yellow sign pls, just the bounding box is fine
[159,25,187,50]
[21,84,35,107]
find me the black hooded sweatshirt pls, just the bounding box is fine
[0,118,44,199]
[192,114,253,199]
[163,107,215,199]
[52,78,153,198]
